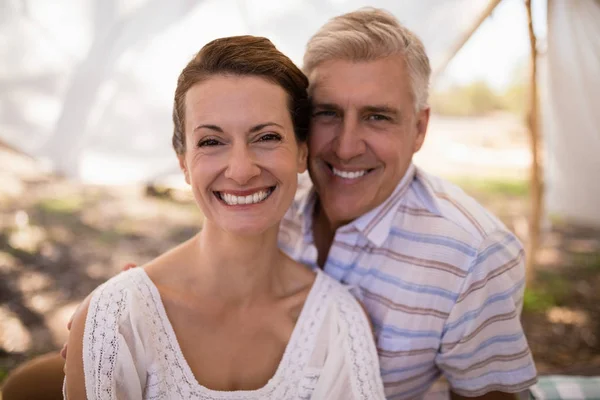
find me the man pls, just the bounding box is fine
[275,8,537,400]
[4,7,537,400]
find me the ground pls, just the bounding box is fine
[1,114,599,384]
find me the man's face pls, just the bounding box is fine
[307,56,429,229]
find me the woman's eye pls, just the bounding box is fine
[197,138,222,147]
[257,133,282,142]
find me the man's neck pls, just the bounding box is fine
[312,201,336,268]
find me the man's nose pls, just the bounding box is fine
[224,143,261,184]
[332,118,366,161]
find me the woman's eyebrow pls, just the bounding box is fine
[194,124,223,132]
[249,122,284,133]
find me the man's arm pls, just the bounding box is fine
[64,296,92,399]
[437,230,537,398]
[450,390,519,400]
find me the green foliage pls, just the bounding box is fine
[431,64,528,117]
[523,287,558,313]
[37,196,83,214]
[451,177,529,197]
[0,366,8,384]
[524,271,570,313]
[431,81,505,116]
[573,251,600,272]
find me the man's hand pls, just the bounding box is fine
[60,263,138,360]
[450,390,520,400]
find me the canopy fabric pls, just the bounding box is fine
[542,0,600,226]
[0,0,493,184]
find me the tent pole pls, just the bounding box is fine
[432,0,503,82]
[525,0,543,285]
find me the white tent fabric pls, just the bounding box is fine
[543,0,600,226]
[0,0,493,184]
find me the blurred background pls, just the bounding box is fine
[1,0,599,386]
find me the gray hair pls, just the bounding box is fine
[303,7,431,111]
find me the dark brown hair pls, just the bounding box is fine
[172,35,310,155]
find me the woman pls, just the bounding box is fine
[64,35,385,399]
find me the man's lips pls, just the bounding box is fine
[325,162,376,180]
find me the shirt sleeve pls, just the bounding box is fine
[311,287,386,400]
[435,229,538,397]
[82,275,147,399]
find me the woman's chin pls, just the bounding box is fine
[214,219,279,238]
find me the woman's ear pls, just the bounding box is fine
[297,142,308,173]
[178,155,191,185]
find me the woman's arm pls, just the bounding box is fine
[64,296,92,399]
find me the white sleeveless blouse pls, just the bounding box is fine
[70,268,385,399]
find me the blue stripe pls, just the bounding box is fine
[388,370,441,399]
[447,363,536,386]
[327,258,459,301]
[442,333,525,361]
[470,234,519,273]
[390,227,477,256]
[442,279,525,334]
[373,321,440,339]
[380,360,432,376]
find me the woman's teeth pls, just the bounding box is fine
[219,188,273,205]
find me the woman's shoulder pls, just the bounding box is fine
[89,268,150,307]
[312,271,374,335]
[317,272,364,311]
[86,268,158,335]
[304,272,386,399]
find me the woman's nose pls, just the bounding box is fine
[223,144,261,184]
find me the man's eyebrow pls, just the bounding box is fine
[194,124,223,132]
[311,102,340,110]
[249,122,284,133]
[362,105,399,116]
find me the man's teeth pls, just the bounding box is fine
[221,189,271,205]
[332,167,367,179]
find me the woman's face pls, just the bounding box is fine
[179,75,307,236]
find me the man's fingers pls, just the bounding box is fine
[123,263,137,271]
[67,313,74,331]
[60,343,68,360]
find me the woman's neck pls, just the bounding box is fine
[189,221,286,305]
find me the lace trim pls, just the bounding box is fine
[83,268,382,399]
[136,268,332,399]
[336,285,387,399]
[83,273,130,400]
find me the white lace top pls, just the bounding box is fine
[71,268,385,400]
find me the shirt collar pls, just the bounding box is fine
[349,163,416,246]
[298,163,416,247]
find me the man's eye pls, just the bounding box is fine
[257,133,282,142]
[313,110,337,118]
[197,138,222,147]
[367,114,390,122]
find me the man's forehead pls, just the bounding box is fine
[309,77,403,111]
[308,57,410,108]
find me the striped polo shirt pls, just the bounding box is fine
[278,163,537,399]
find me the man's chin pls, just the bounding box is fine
[321,198,369,227]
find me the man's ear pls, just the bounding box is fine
[413,106,430,153]
[178,155,190,185]
[297,142,308,173]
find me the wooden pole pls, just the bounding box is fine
[525,0,543,285]
[432,0,504,82]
